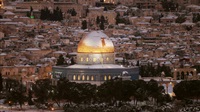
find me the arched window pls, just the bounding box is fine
[87,75,90,81]
[104,75,107,81]
[93,58,96,62]
[78,75,80,80]
[91,76,94,81]
[81,57,83,62]
[108,75,111,80]
[106,57,109,61]
[82,75,85,80]
[73,75,76,80]
[86,57,89,62]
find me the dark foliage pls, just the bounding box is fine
[40,7,63,21]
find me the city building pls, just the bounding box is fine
[52,31,139,85]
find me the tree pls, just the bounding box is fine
[26,6,33,18]
[115,13,120,25]
[32,79,52,108]
[98,15,105,30]
[5,78,26,110]
[175,15,186,23]
[161,0,177,12]
[28,89,34,106]
[30,6,33,12]
[185,26,193,31]
[100,15,105,23]
[40,7,63,21]
[52,78,69,107]
[139,64,172,77]
[99,22,104,30]
[71,8,77,16]
[26,11,31,17]
[40,7,51,20]
[81,20,87,29]
[97,80,118,105]
[147,80,165,105]
[104,7,108,11]
[56,54,65,65]
[174,80,200,101]
[86,8,89,16]
[193,13,200,23]
[96,16,100,25]
[136,60,139,66]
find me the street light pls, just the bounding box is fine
[51,107,54,111]
[8,101,12,110]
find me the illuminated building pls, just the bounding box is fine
[0,0,3,8]
[52,31,139,85]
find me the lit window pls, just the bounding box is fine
[82,75,85,80]
[106,57,109,61]
[87,75,90,80]
[81,57,83,62]
[108,75,111,80]
[104,76,107,81]
[73,75,76,80]
[91,76,94,81]
[78,75,80,80]
[86,57,89,62]
[93,58,96,62]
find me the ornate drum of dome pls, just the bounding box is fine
[77,31,115,65]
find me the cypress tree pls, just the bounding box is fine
[81,20,87,29]
[56,55,65,65]
[96,16,100,24]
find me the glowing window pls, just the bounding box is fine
[91,76,94,81]
[104,76,107,81]
[73,75,76,80]
[78,75,80,80]
[108,75,111,80]
[87,75,90,80]
[82,75,85,80]
[86,57,89,62]
[93,58,96,62]
[81,57,83,62]
[106,57,109,61]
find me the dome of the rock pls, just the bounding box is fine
[77,31,114,53]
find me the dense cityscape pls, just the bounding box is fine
[0,0,200,111]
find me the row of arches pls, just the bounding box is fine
[175,71,194,80]
[80,57,112,63]
[73,75,94,81]
[72,75,113,81]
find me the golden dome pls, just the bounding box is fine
[77,31,114,53]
